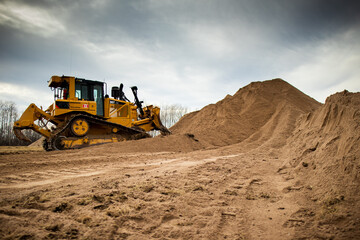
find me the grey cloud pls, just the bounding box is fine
[0,0,359,111]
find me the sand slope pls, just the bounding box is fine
[278,90,360,238]
[171,78,321,148]
[283,90,360,197]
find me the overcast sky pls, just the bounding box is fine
[0,0,359,112]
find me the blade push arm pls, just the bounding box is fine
[130,86,145,116]
[13,103,60,142]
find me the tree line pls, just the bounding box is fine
[160,104,189,128]
[149,104,189,137]
[0,101,40,146]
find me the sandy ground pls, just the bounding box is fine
[1,79,359,239]
[1,141,358,239]
[0,144,321,239]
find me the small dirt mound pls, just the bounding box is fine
[83,132,206,154]
[29,137,44,147]
[171,78,321,147]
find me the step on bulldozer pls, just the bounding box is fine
[13,75,170,151]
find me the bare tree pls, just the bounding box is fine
[0,101,16,145]
[0,100,40,146]
[149,104,189,137]
[160,104,189,128]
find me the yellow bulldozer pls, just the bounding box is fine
[13,75,170,150]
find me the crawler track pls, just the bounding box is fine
[45,113,150,150]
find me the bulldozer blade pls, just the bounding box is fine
[150,108,171,136]
[13,127,32,143]
[155,117,171,136]
[159,123,171,136]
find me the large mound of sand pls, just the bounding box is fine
[92,79,321,153]
[171,78,321,147]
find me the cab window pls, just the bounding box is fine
[75,82,89,100]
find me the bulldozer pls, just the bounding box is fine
[13,75,170,151]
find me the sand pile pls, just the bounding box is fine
[282,90,360,202]
[29,137,44,147]
[92,78,320,154]
[171,78,321,148]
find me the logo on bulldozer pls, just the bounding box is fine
[83,104,89,108]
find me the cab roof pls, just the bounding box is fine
[48,75,104,88]
[48,75,74,88]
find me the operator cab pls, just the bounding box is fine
[49,76,105,116]
[75,78,104,116]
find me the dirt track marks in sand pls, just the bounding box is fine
[0,168,107,189]
[0,149,308,239]
[0,152,242,189]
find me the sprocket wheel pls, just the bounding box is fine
[70,118,89,137]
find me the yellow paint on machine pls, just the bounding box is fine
[13,75,171,150]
